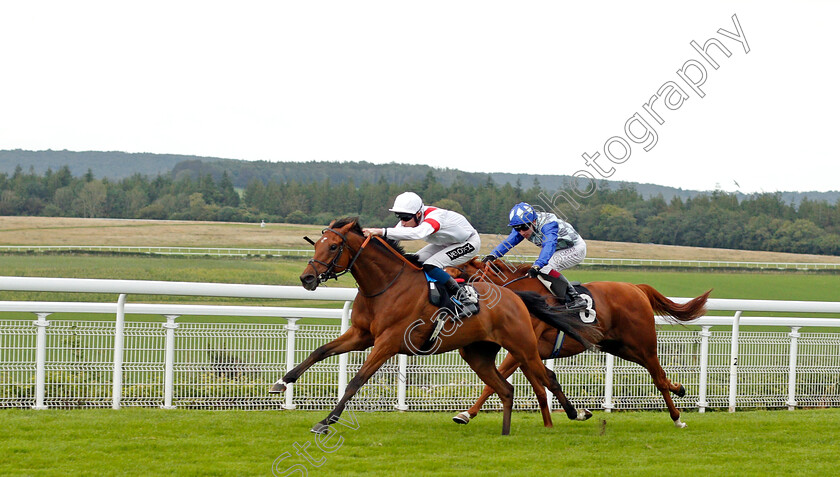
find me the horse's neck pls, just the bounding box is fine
[348,240,420,297]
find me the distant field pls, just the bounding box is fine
[2,216,839,325]
[3,216,840,263]
[2,254,840,302]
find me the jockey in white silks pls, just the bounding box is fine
[362,191,481,315]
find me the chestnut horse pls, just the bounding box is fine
[269,218,602,435]
[447,257,710,428]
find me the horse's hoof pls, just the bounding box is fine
[675,384,687,398]
[674,418,687,428]
[452,411,471,424]
[575,409,593,421]
[311,422,331,434]
[269,380,287,394]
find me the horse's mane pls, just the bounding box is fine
[332,217,423,268]
[486,258,532,276]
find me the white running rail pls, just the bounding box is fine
[1,276,839,413]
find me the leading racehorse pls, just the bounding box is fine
[447,257,710,428]
[269,218,602,435]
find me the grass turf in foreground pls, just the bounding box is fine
[2,408,839,476]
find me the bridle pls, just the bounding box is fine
[305,227,371,283]
[304,227,416,298]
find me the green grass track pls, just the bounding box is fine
[2,408,839,476]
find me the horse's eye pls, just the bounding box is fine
[329,244,338,251]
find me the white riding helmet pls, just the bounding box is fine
[389,192,424,214]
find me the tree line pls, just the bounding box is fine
[2,165,839,256]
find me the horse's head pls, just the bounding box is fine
[447,257,528,286]
[444,257,485,281]
[300,217,363,290]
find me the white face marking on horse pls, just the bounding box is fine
[320,237,328,243]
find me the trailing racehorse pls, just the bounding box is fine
[447,257,710,428]
[270,218,602,435]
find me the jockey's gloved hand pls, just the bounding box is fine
[481,254,497,263]
[527,266,541,278]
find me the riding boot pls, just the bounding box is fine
[549,274,588,311]
[442,277,479,317]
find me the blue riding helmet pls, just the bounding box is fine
[508,202,537,227]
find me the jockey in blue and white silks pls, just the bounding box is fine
[484,202,588,311]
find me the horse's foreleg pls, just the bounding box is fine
[311,341,398,434]
[458,343,514,435]
[454,352,521,424]
[270,325,373,394]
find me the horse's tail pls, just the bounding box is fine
[514,291,603,350]
[637,284,711,323]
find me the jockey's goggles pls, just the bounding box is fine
[512,223,531,232]
[395,212,416,222]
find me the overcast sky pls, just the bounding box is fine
[0,1,837,193]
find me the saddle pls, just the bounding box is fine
[427,277,480,320]
[547,282,596,359]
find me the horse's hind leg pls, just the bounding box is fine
[454,351,521,424]
[616,344,687,428]
[645,355,687,428]
[459,342,515,435]
[271,325,373,394]
[514,360,553,428]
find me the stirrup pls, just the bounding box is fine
[455,285,479,305]
[566,296,588,311]
[450,287,479,317]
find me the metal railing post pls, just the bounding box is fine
[697,326,712,413]
[32,313,51,410]
[728,311,742,412]
[161,315,179,409]
[338,302,351,398]
[603,353,615,412]
[786,326,801,410]
[112,294,126,410]
[284,318,299,409]
[396,354,408,411]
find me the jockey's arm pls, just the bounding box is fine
[491,229,524,258]
[534,221,559,268]
[383,221,436,241]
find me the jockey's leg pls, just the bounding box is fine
[423,235,481,314]
[551,272,588,311]
[543,243,588,311]
[423,264,478,314]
